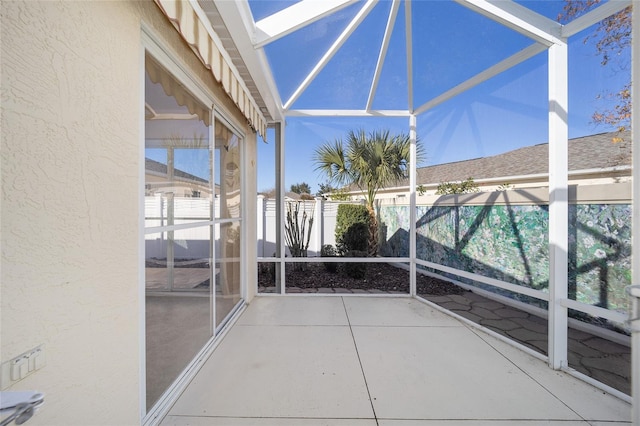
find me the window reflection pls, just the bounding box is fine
[215,118,241,219]
[144,54,213,412]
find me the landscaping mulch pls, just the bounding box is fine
[258,261,466,295]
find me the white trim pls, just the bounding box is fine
[277,122,286,294]
[632,5,640,422]
[138,31,148,421]
[367,0,401,111]
[285,109,411,117]
[145,221,214,234]
[560,298,628,325]
[416,258,549,301]
[283,0,378,110]
[454,0,562,46]
[256,293,412,298]
[404,0,413,112]
[547,40,569,370]
[409,115,417,296]
[209,117,220,324]
[240,125,247,303]
[254,0,359,48]
[561,367,632,403]
[214,106,246,141]
[562,0,632,38]
[258,257,411,263]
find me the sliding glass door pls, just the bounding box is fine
[144,54,214,411]
[143,51,246,413]
[214,117,243,328]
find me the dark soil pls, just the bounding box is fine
[258,261,466,295]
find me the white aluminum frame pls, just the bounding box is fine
[141,24,250,424]
[547,39,569,370]
[216,0,635,402]
[632,3,639,422]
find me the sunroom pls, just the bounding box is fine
[144,0,639,424]
[0,0,638,425]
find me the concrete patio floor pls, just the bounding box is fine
[160,296,631,425]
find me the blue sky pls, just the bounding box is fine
[146,1,629,191]
[249,0,630,194]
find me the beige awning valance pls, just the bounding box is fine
[146,56,211,126]
[154,0,267,139]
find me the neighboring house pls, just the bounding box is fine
[145,157,219,198]
[344,131,631,204]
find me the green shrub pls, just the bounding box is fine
[436,177,479,195]
[321,244,338,273]
[335,204,370,255]
[341,222,369,252]
[344,250,367,279]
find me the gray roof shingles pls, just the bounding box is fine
[410,131,631,186]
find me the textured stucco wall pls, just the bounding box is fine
[1,1,257,424]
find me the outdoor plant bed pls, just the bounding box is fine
[258,261,466,295]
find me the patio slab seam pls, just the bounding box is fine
[341,296,380,425]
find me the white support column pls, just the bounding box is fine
[547,40,569,370]
[275,122,286,294]
[314,196,323,255]
[631,4,639,423]
[257,194,265,257]
[409,114,417,297]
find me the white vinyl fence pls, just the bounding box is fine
[145,195,358,259]
[257,196,362,257]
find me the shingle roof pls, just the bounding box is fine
[410,131,631,186]
[145,158,209,184]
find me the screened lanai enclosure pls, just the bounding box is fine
[147,0,638,424]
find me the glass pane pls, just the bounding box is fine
[567,309,630,395]
[215,118,241,219]
[145,228,212,410]
[378,204,410,258]
[216,221,242,327]
[565,13,632,395]
[145,56,212,226]
[144,54,213,413]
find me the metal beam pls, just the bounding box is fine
[285,109,411,117]
[631,4,639,423]
[367,0,401,111]
[254,0,359,48]
[283,0,378,111]
[455,0,562,46]
[414,43,547,116]
[405,0,414,112]
[409,114,417,296]
[547,39,569,370]
[561,0,632,38]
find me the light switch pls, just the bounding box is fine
[11,357,26,381]
[33,350,45,370]
[28,350,39,371]
[1,345,45,389]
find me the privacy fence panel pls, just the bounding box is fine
[379,203,631,313]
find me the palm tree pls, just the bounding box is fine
[314,129,424,255]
